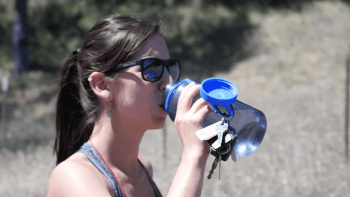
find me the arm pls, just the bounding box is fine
[167,82,212,197]
[167,154,208,197]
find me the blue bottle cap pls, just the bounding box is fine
[199,78,238,106]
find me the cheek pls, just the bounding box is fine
[114,84,154,117]
[115,87,139,111]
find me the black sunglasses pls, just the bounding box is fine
[113,58,181,82]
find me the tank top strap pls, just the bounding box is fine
[138,160,163,197]
[76,142,124,197]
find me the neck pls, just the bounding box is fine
[88,111,146,178]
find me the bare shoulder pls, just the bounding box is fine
[138,153,153,178]
[47,153,113,197]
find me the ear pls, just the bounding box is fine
[88,72,113,102]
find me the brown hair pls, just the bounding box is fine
[54,14,161,165]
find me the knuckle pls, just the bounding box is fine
[175,117,185,125]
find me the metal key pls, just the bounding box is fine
[207,154,222,180]
[218,154,221,180]
[215,119,228,147]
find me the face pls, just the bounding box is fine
[110,34,172,130]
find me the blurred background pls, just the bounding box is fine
[0,0,350,196]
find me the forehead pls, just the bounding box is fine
[136,34,170,60]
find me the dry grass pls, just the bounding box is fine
[1,1,350,196]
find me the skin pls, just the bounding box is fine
[47,34,212,197]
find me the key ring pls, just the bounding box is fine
[220,117,225,125]
[220,117,229,126]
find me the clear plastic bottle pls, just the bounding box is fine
[160,78,267,158]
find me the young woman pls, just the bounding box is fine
[47,14,212,197]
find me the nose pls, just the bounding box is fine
[158,67,173,92]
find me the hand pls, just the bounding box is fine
[174,82,212,160]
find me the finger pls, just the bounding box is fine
[195,104,212,124]
[184,84,200,112]
[190,98,208,114]
[177,82,200,113]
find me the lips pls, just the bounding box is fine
[158,104,167,114]
[159,103,165,110]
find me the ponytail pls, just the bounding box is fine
[54,54,94,166]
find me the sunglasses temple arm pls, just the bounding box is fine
[115,60,139,71]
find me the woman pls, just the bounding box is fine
[47,14,212,197]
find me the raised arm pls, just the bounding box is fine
[167,82,212,197]
[167,154,208,197]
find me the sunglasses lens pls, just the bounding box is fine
[167,61,180,81]
[142,59,163,82]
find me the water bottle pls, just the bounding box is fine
[160,78,267,158]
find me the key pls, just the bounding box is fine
[216,126,224,146]
[215,121,228,146]
[207,156,219,179]
[196,121,223,141]
[207,154,222,180]
[231,147,237,162]
[218,154,221,180]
